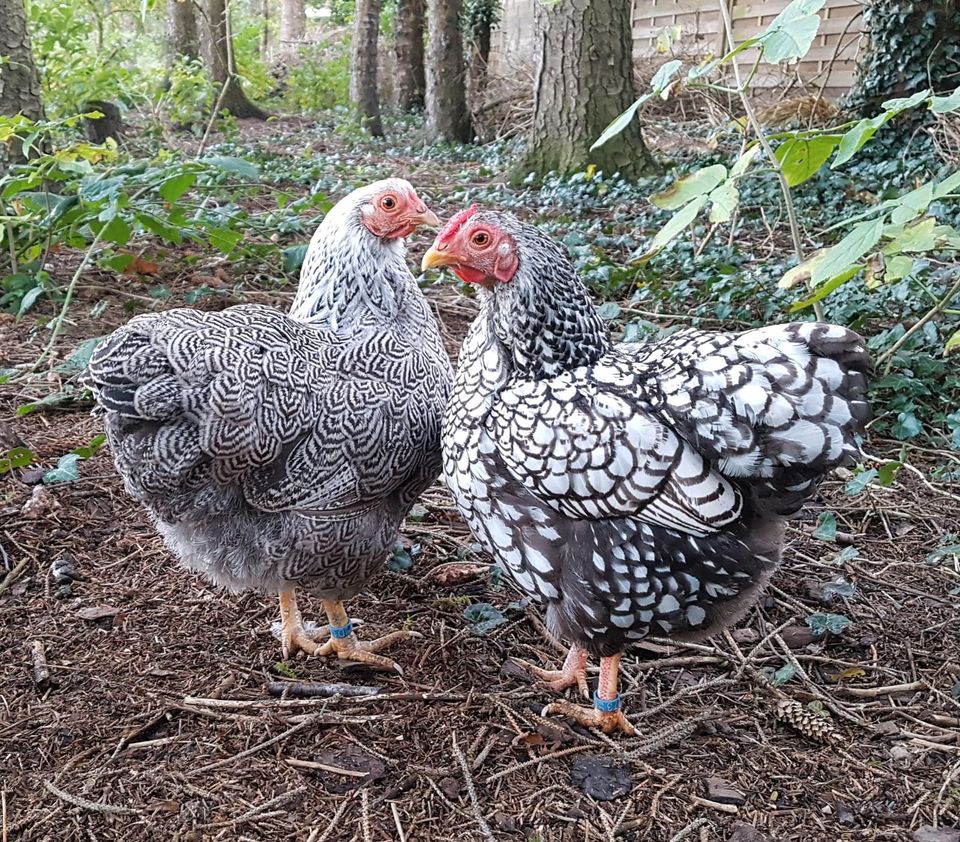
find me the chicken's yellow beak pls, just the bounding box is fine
[421,245,459,272]
[408,208,440,229]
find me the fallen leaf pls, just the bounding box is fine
[570,753,633,801]
[828,667,866,683]
[76,605,123,623]
[422,562,490,587]
[119,251,159,276]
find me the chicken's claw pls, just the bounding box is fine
[512,657,590,699]
[542,697,637,736]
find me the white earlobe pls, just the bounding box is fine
[361,204,375,217]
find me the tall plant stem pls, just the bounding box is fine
[717,0,824,321]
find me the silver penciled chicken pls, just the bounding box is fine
[86,179,452,672]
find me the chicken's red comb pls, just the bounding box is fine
[438,204,479,244]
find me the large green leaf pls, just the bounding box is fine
[832,114,887,168]
[776,134,841,186]
[637,194,708,261]
[650,164,727,209]
[759,0,826,64]
[708,180,739,224]
[884,217,938,254]
[812,217,885,285]
[890,182,934,225]
[199,156,260,180]
[206,227,242,254]
[931,85,960,114]
[788,264,861,311]
[159,172,197,203]
[591,92,654,150]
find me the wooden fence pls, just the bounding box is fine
[489,0,865,99]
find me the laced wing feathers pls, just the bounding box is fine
[87,304,404,518]
[487,374,742,535]
[620,322,871,516]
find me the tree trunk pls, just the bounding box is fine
[166,0,200,65]
[260,0,270,61]
[394,0,426,111]
[0,0,45,171]
[425,0,471,143]
[350,0,383,136]
[279,0,305,63]
[464,0,494,110]
[519,0,657,180]
[848,0,960,116]
[204,0,268,118]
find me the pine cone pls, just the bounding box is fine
[775,699,842,744]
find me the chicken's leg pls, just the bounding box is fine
[542,653,637,735]
[278,588,336,659]
[514,645,590,698]
[313,599,421,675]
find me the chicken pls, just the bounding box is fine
[422,206,871,733]
[86,179,452,673]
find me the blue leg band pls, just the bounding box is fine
[593,691,621,713]
[329,621,354,640]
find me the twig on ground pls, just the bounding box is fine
[0,559,28,597]
[307,797,352,842]
[29,641,51,692]
[265,681,381,699]
[285,758,369,777]
[690,796,738,814]
[42,780,141,816]
[361,789,372,842]
[390,802,407,842]
[841,680,926,698]
[670,817,713,841]
[192,717,313,774]
[484,745,590,785]
[452,732,495,841]
[200,786,307,829]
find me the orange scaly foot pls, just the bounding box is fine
[314,599,421,675]
[540,653,637,736]
[514,644,590,698]
[278,588,336,659]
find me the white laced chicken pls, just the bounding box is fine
[423,206,871,732]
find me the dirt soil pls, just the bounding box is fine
[2,129,960,842]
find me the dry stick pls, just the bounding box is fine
[360,789,372,842]
[716,0,822,321]
[451,732,495,842]
[285,758,369,778]
[390,802,407,842]
[484,744,590,785]
[30,641,51,691]
[934,759,960,827]
[310,797,352,842]
[669,817,713,841]
[201,786,307,829]
[840,680,926,698]
[192,717,312,774]
[265,681,381,699]
[0,558,28,597]
[1,789,7,842]
[42,780,141,816]
[877,272,960,374]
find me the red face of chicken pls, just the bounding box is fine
[420,205,519,288]
[359,185,439,240]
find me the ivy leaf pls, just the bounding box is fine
[282,244,309,274]
[43,453,82,484]
[806,611,852,636]
[891,410,922,440]
[16,285,44,318]
[772,662,797,686]
[596,302,621,321]
[813,511,838,541]
[159,172,196,202]
[822,578,857,602]
[199,156,260,180]
[812,217,884,285]
[637,194,708,261]
[758,0,826,64]
[463,602,507,634]
[776,135,841,186]
[56,336,105,374]
[844,468,878,495]
[651,165,727,210]
[387,545,414,572]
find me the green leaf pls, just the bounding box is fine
[206,227,242,254]
[462,602,507,634]
[832,114,887,168]
[651,164,727,210]
[100,253,135,273]
[788,264,861,312]
[844,468,878,496]
[892,410,922,440]
[877,459,903,486]
[387,545,413,572]
[889,182,934,225]
[637,194,708,261]
[934,169,960,199]
[16,285,44,318]
[772,662,797,686]
[56,336,105,374]
[946,328,960,356]
[596,301,621,320]
[729,143,762,178]
[282,244,309,274]
[591,92,654,150]
[884,255,914,281]
[100,216,131,246]
[775,135,841,186]
[407,503,429,522]
[880,89,931,114]
[812,217,884,285]
[650,59,683,91]
[806,612,852,636]
[884,217,937,254]
[708,180,739,224]
[931,85,960,113]
[0,446,34,474]
[43,453,82,484]
[199,155,260,180]
[813,511,837,541]
[71,433,106,459]
[159,172,196,202]
[759,0,826,64]
[78,175,124,202]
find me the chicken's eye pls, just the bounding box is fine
[380,195,397,210]
[472,231,490,247]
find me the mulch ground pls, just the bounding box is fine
[2,123,960,842]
